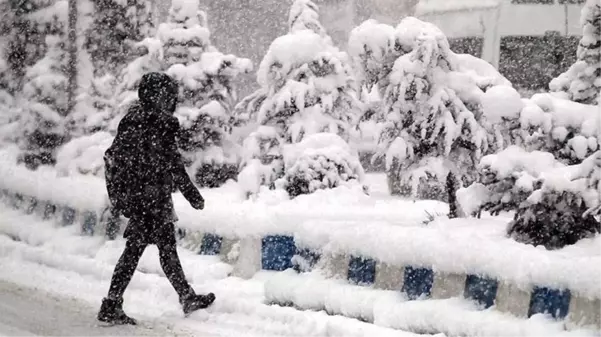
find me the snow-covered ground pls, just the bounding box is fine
[1,197,599,336]
[0,204,420,337]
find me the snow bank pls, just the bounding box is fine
[55,132,113,177]
[266,271,597,337]
[0,149,107,211]
[292,216,601,299]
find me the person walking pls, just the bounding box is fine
[98,72,215,325]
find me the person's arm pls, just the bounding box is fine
[165,117,205,210]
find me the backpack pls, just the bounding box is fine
[104,144,136,217]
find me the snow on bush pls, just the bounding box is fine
[237,126,284,198]
[160,0,252,188]
[158,0,211,67]
[348,20,395,93]
[0,40,18,146]
[236,0,363,198]
[55,131,113,177]
[288,0,328,39]
[111,37,164,131]
[18,10,69,169]
[550,0,600,105]
[374,17,510,201]
[278,133,366,197]
[458,146,601,249]
[491,93,600,165]
[481,85,523,124]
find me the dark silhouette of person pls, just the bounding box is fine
[98,72,215,325]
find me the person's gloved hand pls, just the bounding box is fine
[191,198,204,210]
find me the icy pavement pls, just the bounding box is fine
[0,280,179,336]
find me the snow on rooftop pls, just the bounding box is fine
[415,0,502,16]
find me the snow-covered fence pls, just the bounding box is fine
[0,151,599,331]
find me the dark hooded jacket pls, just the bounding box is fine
[104,72,203,243]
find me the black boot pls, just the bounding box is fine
[97,298,137,325]
[180,291,216,315]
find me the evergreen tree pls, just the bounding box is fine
[459,146,601,250]
[110,37,163,132]
[550,0,600,105]
[160,0,252,188]
[18,1,70,169]
[86,0,153,76]
[236,0,364,198]
[1,0,47,91]
[375,17,511,201]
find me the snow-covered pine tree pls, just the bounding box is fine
[237,0,364,198]
[459,146,601,250]
[376,17,512,201]
[347,20,397,171]
[61,0,150,138]
[86,0,154,76]
[110,37,163,132]
[160,0,252,188]
[0,0,48,91]
[348,20,395,97]
[0,30,19,146]
[18,1,70,169]
[550,0,600,105]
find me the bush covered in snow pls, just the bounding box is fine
[109,37,164,133]
[236,0,364,198]
[550,0,600,105]
[159,0,252,188]
[17,4,70,169]
[85,0,153,76]
[485,93,600,166]
[55,131,113,177]
[458,146,601,249]
[278,133,365,197]
[371,17,509,201]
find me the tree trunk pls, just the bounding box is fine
[66,0,78,115]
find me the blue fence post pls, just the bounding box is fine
[464,274,499,309]
[528,287,571,319]
[402,266,434,300]
[261,235,295,271]
[62,207,76,226]
[348,256,377,286]
[82,211,97,236]
[199,233,223,255]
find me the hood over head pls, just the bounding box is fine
[138,72,179,114]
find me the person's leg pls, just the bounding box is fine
[156,223,215,314]
[98,238,147,324]
[107,239,147,300]
[158,240,194,298]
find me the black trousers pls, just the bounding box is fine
[107,222,193,301]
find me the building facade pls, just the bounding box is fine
[416,0,586,91]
